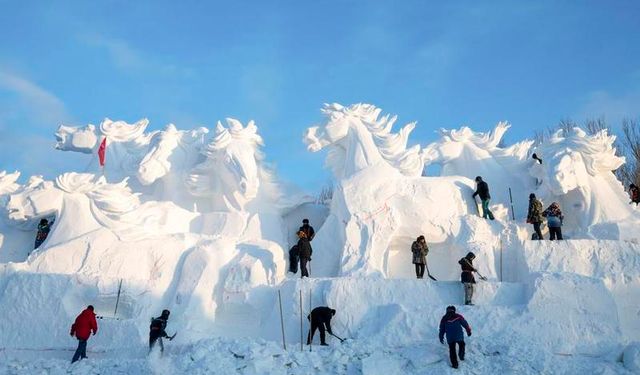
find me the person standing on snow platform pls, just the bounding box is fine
[629,184,640,205]
[527,193,544,240]
[34,218,53,249]
[149,309,173,353]
[307,306,336,346]
[299,218,315,241]
[297,230,312,278]
[439,305,472,369]
[459,252,480,305]
[543,202,564,240]
[411,235,429,279]
[472,176,494,220]
[70,305,98,363]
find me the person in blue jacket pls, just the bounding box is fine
[439,305,472,369]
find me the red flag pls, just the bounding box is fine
[98,138,107,167]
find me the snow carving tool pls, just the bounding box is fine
[472,195,481,216]
[463,257,487,281]
[168,332,177,341]
[329,332,346,343]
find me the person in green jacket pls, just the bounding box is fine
[526,193,544,240]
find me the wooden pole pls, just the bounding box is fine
[113,279,122,317]
[508,187,515,221]
[278,290,286,350]
[309,287,313,352]
[299,289,303,351]
[499,237,503,282]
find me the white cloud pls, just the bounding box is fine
[81,34,145,70]
[576,88,640,125]
[0,70,70,128]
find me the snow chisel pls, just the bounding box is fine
[472,195,481,216]
[168,332,177,341]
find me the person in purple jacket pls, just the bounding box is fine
[439,305,472,369]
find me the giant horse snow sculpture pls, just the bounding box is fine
[187,119,293,243]
[3,172,205,247]
[137,124,209,208]
[0,171,33,262]
[532,127,640,239]
[304,103,475,278]
[422,123,535,219]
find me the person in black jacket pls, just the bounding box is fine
[299,219,315,241]
[289,244,299,273]
[149,309,173,353]
[307,306,336,346]
[459,252,479,305]
[439,306,472,369]
[297,231,313,278]
[472,176,494,220]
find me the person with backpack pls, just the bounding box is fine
[149,309,173,353]
[34,218,54,249]
[70,305,98,363]
[629,184,640,205]
[297,230,312,278]
[411,235,429,279]
[307,306,336,346]
[439,305,472,369]
[458,252,482,305]
[526,193,544,240]
[472,176,494,220]
[299,219,315,241]
[543,202,564,240]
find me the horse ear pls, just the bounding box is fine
[215,121,225,135]
[245,120,257,134]
[164,123,178,132]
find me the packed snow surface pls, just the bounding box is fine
[1,103,639,374]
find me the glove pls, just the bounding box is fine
[467,331,472,337]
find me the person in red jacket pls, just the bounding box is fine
[70,305,98,363]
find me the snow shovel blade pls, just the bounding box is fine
[427,274,437,281]
[169,332,177,340]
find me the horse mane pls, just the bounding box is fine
[0,171,21,195]
[54,172,140,214]
[438,122,510,149]
[320,103,424,176]
[99,118,149,142]
[544,127,625,175]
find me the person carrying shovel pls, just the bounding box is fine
[411,235,436,280]
[458,252,486,305]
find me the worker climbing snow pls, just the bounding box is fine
[149,309,174,354]
[307,306,336,346]
[439,305,472,369]
[34,218,53,249]
[70,305,98,363]
[472,176,494,220]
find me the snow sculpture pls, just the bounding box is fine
[532,127,638,237]
[188,119,280,212]
[137,124,208,207]
[423,122,535,218]
[0,171,34,262]
[55,118,153,184]
[304,103,473,277]
[305,103,424,179]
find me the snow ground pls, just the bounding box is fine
[0,336,633,375]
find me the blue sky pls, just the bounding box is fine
[1,1,639,192]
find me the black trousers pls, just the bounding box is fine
[307,322,326,345]
[300,257,309,278]
[71,339,87,363]
[448,340,466,368]
[549,226,563,240]
[289,252,299,273]
[414,263,425,278]
[149,332,164,353]
[532,222,543,240]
